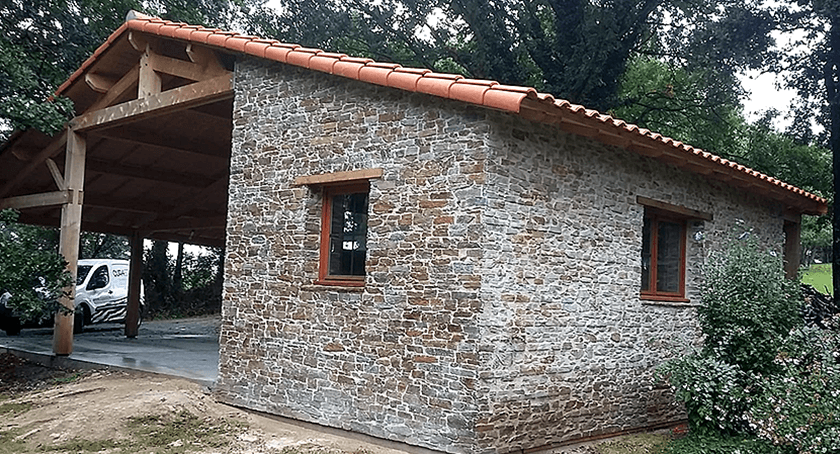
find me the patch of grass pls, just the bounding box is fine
[0,401,31,416]
[801,263,833,295]
[126,410,232,453]
[0,429,30,454]
[52,372,84,384]
[595,433,671,454]
[49,438,123,452]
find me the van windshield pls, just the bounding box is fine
[76,265,92,286]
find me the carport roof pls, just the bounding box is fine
[0,10,829,234]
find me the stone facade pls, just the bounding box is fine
[217,57,788,454]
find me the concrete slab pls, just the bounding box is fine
[0,315,220,387]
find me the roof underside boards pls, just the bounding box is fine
[0,27,233,247]
[0,12,827,246]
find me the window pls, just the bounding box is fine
[318,182,370,285]
[641,209,687,300]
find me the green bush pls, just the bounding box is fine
[660,234,803,436]
[748,317,840,453]
[0,210,72,322]
[660,231,840,453]
[698,235,803,376]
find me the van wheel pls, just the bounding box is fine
[73,307,87,334]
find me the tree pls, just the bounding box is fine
[0,0,267,141]
[0,210,71,324]
[765,2,840,302]
[253,0,773,113]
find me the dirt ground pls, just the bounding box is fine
[0,352,672,454]
[0,352,411,454]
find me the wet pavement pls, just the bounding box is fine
[0,315,220,386]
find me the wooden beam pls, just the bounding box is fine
[0,130,67,199]
[637,196,713,222]
[293,168,384,186]
[186,43,225,71]
[128,31,149,52]
[87,65,140,112]
[85,73,116,93]
[45,158,66,190]
[149,52,229,82]
[0,190,70,210]
[72,74,233,132]
[86,158,216,188]
[89,128,230,162]
[53,129,86,356]
[138,45,161,99]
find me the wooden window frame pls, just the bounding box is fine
[315,181,370,287]
[641,209,688,302]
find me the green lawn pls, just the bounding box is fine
[801,263,833,295]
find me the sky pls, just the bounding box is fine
[739,70,798,130]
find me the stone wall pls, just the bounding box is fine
[218,57,492,452]
[473,112,785,452]
[218,56,788,454]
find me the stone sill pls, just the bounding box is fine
[641,300,701,308]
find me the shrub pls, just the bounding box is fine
[748,316,840,453]
[698,235,803,376]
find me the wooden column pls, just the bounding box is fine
[784,217,802,280]
[125,232,143,338]
[52,129,86,355]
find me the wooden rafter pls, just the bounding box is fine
[72,73,233,132]
[86,157,216,188]
[87,65,140,112]
[90,128,230,162]
[0,130,67,199]
[0,190,71,210]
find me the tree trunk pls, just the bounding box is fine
[174,242,184,294]
[829,15,840,304]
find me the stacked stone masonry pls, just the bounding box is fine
[217,57,788,454]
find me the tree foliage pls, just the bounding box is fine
[0,210,71,323]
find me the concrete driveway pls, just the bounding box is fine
[0,315,220,386]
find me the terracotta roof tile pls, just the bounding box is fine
[333,57,371,80]
[48,14,826,213]
[309,52,346,74]
[285,47,322,68]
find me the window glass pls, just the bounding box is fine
[327,192,368,277]
[656,221,682,293]
[76,265,92,286]
[87,265,109,290]
[641,209,686,299]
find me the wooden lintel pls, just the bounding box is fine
[72,74,233,132]
[637,196,713,222]
[45,158,66,190]
[293,168,384,186]
[0,190,70,210]
[783,210,802,223]
[149,52,229,82]
[0,130,68,199]
[88,65,140,112]
[85,73,116,93]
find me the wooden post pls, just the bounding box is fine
[125,232,143,338]
[53,129,86,356]
[784,217,802,280]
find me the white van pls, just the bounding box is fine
[0,259,143,335]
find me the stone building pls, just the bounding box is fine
[0,13,827,454]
